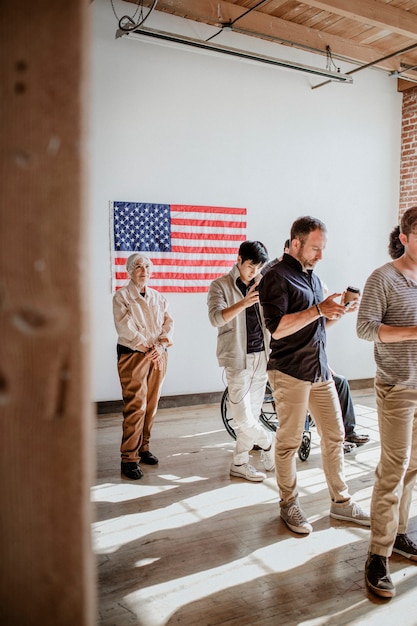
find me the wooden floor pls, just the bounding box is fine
[93,389,417,626]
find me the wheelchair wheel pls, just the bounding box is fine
[298,431,311,462]
[258,381,278,432]
[220,383,278,438]
[220,387,238,440]
[221,381,312,462]
[221,382,277,441]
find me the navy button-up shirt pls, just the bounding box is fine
[259,254,330,382]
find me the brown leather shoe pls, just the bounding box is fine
[345,432,370,446]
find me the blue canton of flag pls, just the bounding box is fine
[113,202,172,252]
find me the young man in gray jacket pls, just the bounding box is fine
[207,240,274,482]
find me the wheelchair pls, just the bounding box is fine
[220,381,313,462]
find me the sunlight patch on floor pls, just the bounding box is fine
[123,528,369,626]
[93,482,278,553]
[91,482,177,503]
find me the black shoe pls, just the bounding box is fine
[365,553,395,598]
[121,461,143,480]
[140,451,159,465]
[345,432,370,446]
[393,533,417,561]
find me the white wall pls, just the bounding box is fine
[90,0,401,402]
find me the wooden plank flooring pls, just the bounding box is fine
[93,390,417,626]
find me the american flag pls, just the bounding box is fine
[110,202,247,292]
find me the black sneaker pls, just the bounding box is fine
[140,451,159,465]
[121,461,143,480]
[365,553,395,598]
[393,533,417,561]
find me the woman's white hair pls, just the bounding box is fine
[126,253,153,277]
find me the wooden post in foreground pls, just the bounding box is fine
[0,2,96,624]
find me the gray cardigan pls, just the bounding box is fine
[207,263,270,369]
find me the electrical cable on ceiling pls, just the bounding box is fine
[312,40,417,89]
[111,0,141,23]
[112,0,158,36]
[325,46,341,74]
[206,0,271,43]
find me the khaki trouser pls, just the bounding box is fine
[117,351,167,463]
[370,379,417,557]
[268,370,350,508]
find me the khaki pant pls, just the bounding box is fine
[268,370,350,508]
[117,351,167,463]
[370,379,417,557]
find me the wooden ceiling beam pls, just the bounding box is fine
[298,0,417,39]
[129,0,417,38]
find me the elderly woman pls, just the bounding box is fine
[113,253,174,480]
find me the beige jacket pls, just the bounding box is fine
[207,264,269,369]
[113,281,174,352]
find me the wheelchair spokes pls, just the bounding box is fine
[220,381,312,461]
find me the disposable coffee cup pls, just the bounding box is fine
[343,286,360,306]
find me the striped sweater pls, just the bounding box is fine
[357,262,417,388]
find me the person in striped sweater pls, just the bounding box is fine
[358,207,417,598]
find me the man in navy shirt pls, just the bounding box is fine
[259,216,370,534]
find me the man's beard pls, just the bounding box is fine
[296,247,315,270]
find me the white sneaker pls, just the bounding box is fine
[260,440,275,471]
[230,463,266,482]
[330,501,370,527]
[280,503,312,534]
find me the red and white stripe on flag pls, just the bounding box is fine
[111,203,247,292]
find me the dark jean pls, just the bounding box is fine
[333,373,356,437]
